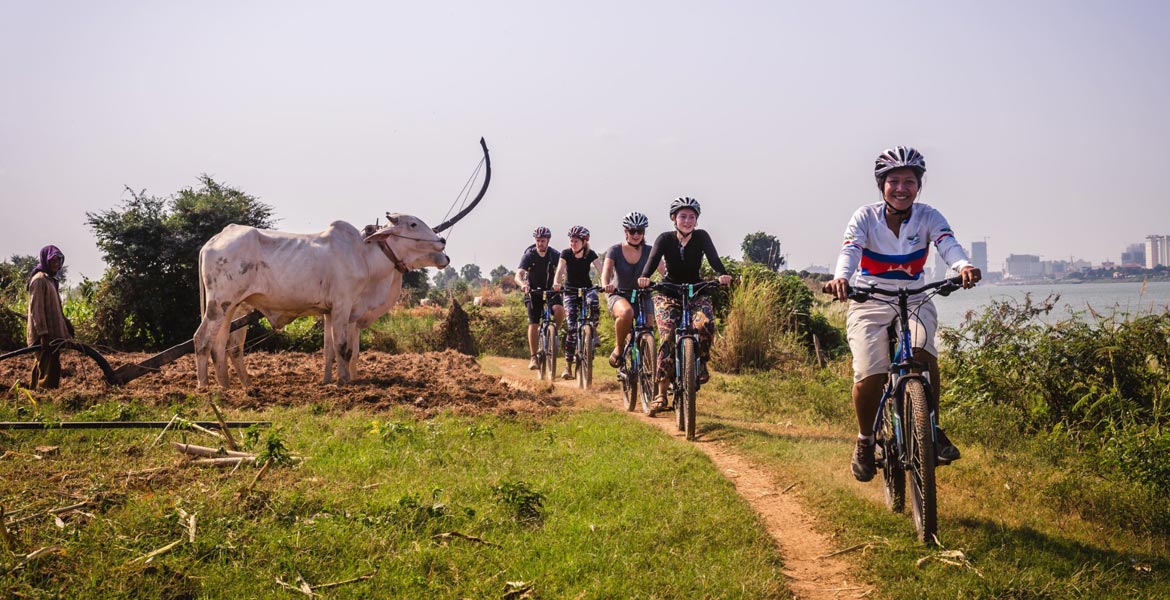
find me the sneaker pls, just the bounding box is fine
[852,438,876,482]
[936,428,961,464]
[648,395,668,417]
[608,349,623,368]
[528,356,538,370]
[698,363,710,384]
[561,364,573,380]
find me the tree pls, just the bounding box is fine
[402,268,430,304]
[85,176,275,349]
[741,232,786,272]
[489,264,510,284]
[460,263,482,283]
[433,266,459,290]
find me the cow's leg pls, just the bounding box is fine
[209,304,236,389]
[194,315,217,390]
[346,322,360,381]
[331,309,355,384]
[226,314,250,389]
[322,315,335,384]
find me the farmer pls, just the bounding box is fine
[26,245,73,389]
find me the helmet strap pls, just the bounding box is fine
[883,201,912,223]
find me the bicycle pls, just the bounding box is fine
[528,289,559,382]
[612,288,657,413]
[835,275,964,544]
[563,285,601,389]
[648,280,720,441]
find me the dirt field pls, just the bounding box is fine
[0,349,559,417]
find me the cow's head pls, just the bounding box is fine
[363,213,450,270]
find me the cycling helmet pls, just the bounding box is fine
[874,146,926,189]
[669,196,701,217]
[620,211,649,230]
[532,226,552,239]
[568,225,590,241]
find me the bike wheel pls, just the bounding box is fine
[905,378,937,544]
[620,342,637,411]
[578,324,594,389]
[879,394,906,514]
[680,338,698,441]
[637,333,657,415]
[542,324,557,382]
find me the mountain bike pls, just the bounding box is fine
[649,280,720,441]
[613,289,657,413]
[563,286,601,389]
[839,275,964,544]
[528,289,559,382]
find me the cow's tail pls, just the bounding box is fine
[198,248,206,318]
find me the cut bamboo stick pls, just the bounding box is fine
[170,442,253,459]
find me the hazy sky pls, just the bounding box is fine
[3,1,1168,283]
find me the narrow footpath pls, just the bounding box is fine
[489,357,872,600]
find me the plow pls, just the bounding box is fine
[0,311,261,387]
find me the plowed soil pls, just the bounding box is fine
[0,349,558,417]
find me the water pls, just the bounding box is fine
[933,280,1170,329]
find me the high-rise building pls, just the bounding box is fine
[1121,243,1145,268]
[970,240,988,273]
[1004,254,1043,280]
[1146,235,1170,268]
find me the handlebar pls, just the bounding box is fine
[823,276,963,302]
[647,280,723,296]
[562,285,602,296]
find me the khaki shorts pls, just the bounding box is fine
[846,296,938,383]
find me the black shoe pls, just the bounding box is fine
[936,428,961,464]
[698,363,710,384]
[852,439,876,482]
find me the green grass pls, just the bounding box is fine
[694,366,1170,599]
[1,402,788,599]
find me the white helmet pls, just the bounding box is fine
[669,196,701,217]
[620,212,649,230]
[874,146,926,189]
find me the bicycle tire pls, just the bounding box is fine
[542,323,557,382]
[577,322,594,388]
[681,338,698,441]
[637,333,657,415]
[621,341,637,411]
[880,392,906,514]
[905,378,937,544]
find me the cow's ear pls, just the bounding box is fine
[364,226,393,243]
[361,224,379,238]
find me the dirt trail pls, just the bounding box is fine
[490,357,871,600]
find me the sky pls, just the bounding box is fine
[2,0,1168,283]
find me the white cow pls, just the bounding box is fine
[194,215,449,389]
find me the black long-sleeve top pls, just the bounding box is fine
[640,229,727,284]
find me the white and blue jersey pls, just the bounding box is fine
[833,202,971,290]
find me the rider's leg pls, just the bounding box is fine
[853,374,886,436]
[692,296,716,383]
[845,300,896,482]
[651,294,679,413]
[553,302,565,329]
[610,296,633,365]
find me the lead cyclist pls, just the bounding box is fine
[824,146,981,483]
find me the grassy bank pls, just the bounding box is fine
[1,400,787,598]
[697,366,1170,599]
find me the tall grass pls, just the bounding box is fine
[712,275,805,373]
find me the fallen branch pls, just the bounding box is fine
[432,531,498,547]
[916,550,984,578]
[781,482,798,494]
[817,539,889,559]
[276,573,318,597]
[171,442,253,459]
[49,500,90,515]
[188,457,257,467]
[7,545,61,574]
[180,419,224,440]
[209,400,239,451]
[312,570,377,590]
[150,415,179,448]
[131,538,183,564]
[239,459,272,499]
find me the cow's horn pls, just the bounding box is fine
[386,213,399,225]
[432,137,491,233]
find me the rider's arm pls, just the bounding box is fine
[698,230,728,276]
[552,257,568,289]
[601,256,616,291]
[590,251,603,284]
[925,206,972,273]
[833,206,870,282]
[640,232,666,280]
[516,268,530,291]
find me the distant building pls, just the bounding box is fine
[1121,243,1145,268]
[1146,235,1170,268]
[1004,254,1043,280]
[802,264,831,275]
[970,241,988,273]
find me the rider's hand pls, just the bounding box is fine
[520,283,530,293]
[604,283,616,293]
[637,277,650,288]
[959,266,982,289]
[552,283,562,292]
[824,277,850,302]
[717,274,732,286]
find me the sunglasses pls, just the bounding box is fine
[626,228,645,235]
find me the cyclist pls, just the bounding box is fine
[553,225,602,379]
[601,212,660,367]
[636,197,732,415]
[824,146,981,482]
[516,226,565,370]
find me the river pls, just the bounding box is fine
[934,280,1170,329]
